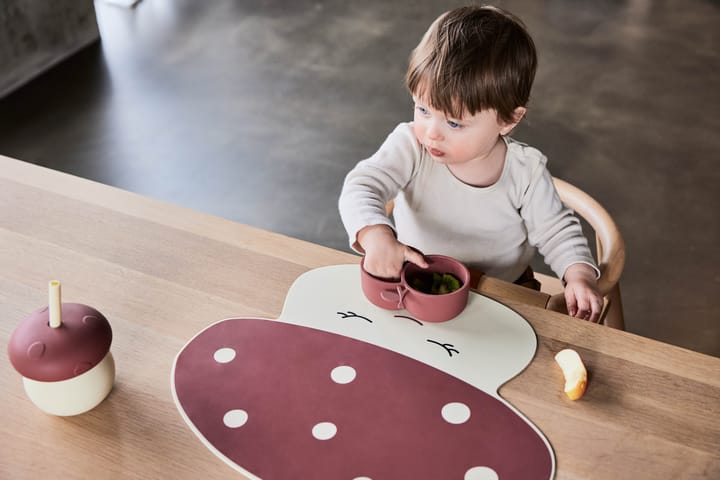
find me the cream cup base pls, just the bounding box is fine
[23,352,115,416]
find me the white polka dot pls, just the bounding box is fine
[312,422,337,440]
[223,409,248,428]
[214,347,236,363]
[465,466,499,480]
[441,402,471,424]
[331,365,356,384]
[353,477,373,480]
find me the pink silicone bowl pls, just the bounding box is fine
[360,255,470,322]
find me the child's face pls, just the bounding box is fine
[412,96,519,167]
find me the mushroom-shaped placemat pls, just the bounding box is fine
[172,265,554,480]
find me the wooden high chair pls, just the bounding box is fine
[384,177,626,329]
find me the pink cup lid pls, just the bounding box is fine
[7,303,112,382]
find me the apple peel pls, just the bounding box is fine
[554,348,587,400]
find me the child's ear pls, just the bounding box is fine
[499,106,527,135]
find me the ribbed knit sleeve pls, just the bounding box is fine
[520,157,599,280]
[338,124,421,252]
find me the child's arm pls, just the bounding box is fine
[339,124,424,277]
[516,158,603,322]
[357,224,428,279]
[563,263,604,322]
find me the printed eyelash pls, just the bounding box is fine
[426,339,460,357]
[337,311,372,323]
[336,312,457,357]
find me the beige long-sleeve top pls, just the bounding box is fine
[339,123,598,282]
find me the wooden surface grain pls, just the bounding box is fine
[1,155,718,479]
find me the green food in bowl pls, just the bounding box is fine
[410,272,462,294]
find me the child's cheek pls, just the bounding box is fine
[412,121,425,146]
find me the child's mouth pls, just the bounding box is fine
[427,146,444,157]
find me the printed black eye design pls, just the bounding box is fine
[336,311,457,358]
[426,339,459,357]
[394,314,423,326]
[337,311,372,323]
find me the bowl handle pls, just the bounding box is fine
[380,285,408,309]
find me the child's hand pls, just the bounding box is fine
[357,225,428,279]
[563,264,604,323]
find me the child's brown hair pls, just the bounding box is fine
[406,5,537,124]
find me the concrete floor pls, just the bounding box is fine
[1,0,718,357]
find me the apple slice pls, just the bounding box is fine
[554,349,587,400]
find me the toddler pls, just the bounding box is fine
[339,5,603,321]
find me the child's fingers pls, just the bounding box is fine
[362,249,405,280]
[404,247,428,268]
[363,260,402,280]
[575,289,603,322]
[565,289,579,317]
[575,296,592,320]
[571,290,604,322]
[588,297,604,323]
[565,279,605,322]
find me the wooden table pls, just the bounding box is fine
[1,154,718,479]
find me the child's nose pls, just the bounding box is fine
[426,120,444,141]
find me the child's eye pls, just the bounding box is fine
[447,120,462,129]
[416,106,430,116]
